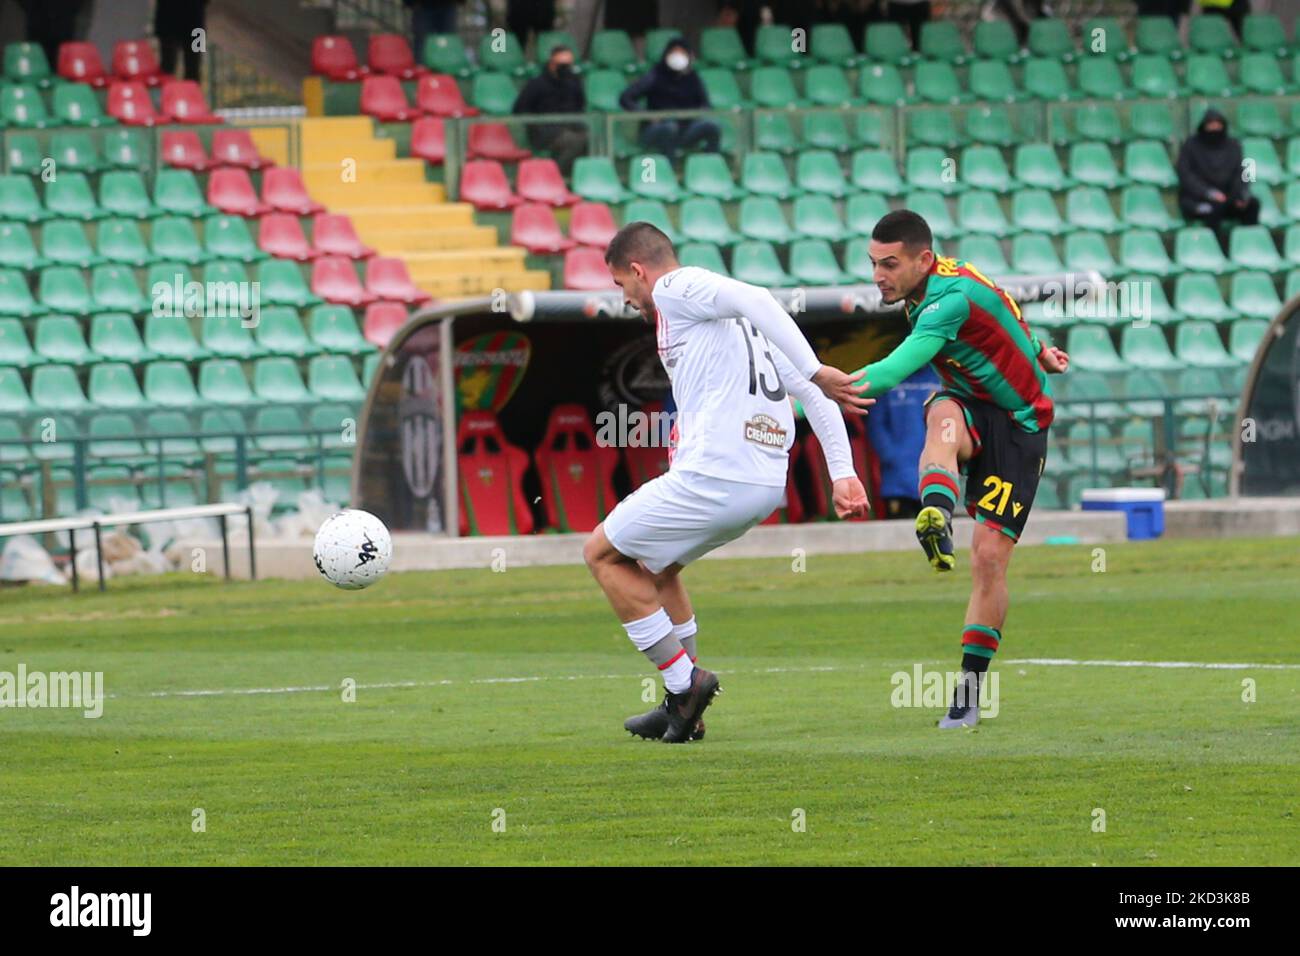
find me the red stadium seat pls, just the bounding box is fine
[800,414,884,521]
[258,213,316,261]
[207,167,271,216]
[622,401,671,490]
[409,116,447,164]
[466,123,531,162]
[311,35,368,81]
[563,246,617,290]
[458,160,520,211]
[533,404,619,533]
[515,158,579,207]
[362,301,408,347]
[365,257,430,305]
[456,411,534,536]
[112,40,166,87]
[359,75,421,122]
[312,213,374,259]
[210,128,271,169]
[510,203,575,254]
[160,130,210,171]
[760,439,806,525]
[161,80,220,123]
[261,167,324,215]
[58,42,109,87]
[568,202,618,248]
[368,34,427,79]
[415,73,478,117]
[312,256,377,306]
[106,81,162,126]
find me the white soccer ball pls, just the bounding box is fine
[313,510,392,590]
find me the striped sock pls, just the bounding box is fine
[961,624,1001,674]
[919,465,959,520]
[672,615,698,663]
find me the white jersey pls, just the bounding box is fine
[651,266,856,489]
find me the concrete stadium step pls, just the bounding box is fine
[300,116,374,146]
[302,138,398,164]
[421,269,551,299]
[310,182,447,207]
[370,226,500,252]
[301,158,425,188]
[402,247,529,278]
[329,204,474,233]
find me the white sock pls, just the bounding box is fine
[660,649,695,693]
[622,607,673,651]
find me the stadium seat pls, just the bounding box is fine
[476,31,528,76]
[422,34,472,76]
[260,259,321,308]
[1189,14,1239,57]
[1065,187,1121,233]
[205,213,266,261]
[1228,272,1281,321]
[362,301,408,348]
[141,360,201,406]
[161,81,220,123]
[750,66,804,109]
[1173,273,1235,321]
[563,246,616,290]
[1175,226,1233,275]
[1121,185,1179,231]
[1011,233,1065,274]
[0,266,46,315]
[89,312,149,363]
[1185,54,1235,97]
[1009,188,1066,235]
[731,240,792,286]
[622,199,678,244]
[1022,58,1071,101]
[1124,140,1177,187]
[1241,137,1285,185]
[262,167,323,215]
[628,154,683,202]
[456,411,534,536]
[803,112,852,152]
[106,81,162,125]
[1081,16,1130,58]
[1027,18,1075,61]
[1061,231,1115,274]
[307,355,365,403]
[211,129,271,169]
[590,29,640,74]
[34,314,95,365]
[571,156,629,204]
[792,194,848,242]
[202,311,262,359]
[755,23,804,68]
[41,221,97,268]
[678,242,727,273]
[369,34,426,79]
[0,316,39,368]
[366,257,429,305]
[0,366,34,414]
[251,356,310,404]
[1175,321,1236,367]
[311,35,367,81]
[102,128,148,171]
[679,153,739,201]
[96,218,151,266]
[208,168,270,217]
[86,361,145,409]
[311,213,373,259]
[1119,324,1182,373]
[532,403,619,533]
[58,41,109,87]
[1129,55,1180,97]
[470,72,518,115]
[459,159,521,211]
[39,266,94,315]
[1242,14,1290,55]
[1119,229,1175,277]
[1229,225,1285,273]
[790,239,850,285]
[258,213,315,260]
[857,63,907,105]
[1135,16,1182,59]
[416,73,478,118]
[1012,143,1070,191]
[1228,317,1269,363]
[864,22,914,66]
[906,109,958,149]
[91,264,146,313]
[310,256,375,307]
[112,40,164,85]
[698,67,748,109]
[850,148,905,195]
[0,222,43,271]
[914,61,964,104]
[360,75,421,123]
[794,149,849,197]
[309,305,369,356]
[738,196,792,243]
[52,83,112,127]
[93,171,151,219]
[1066,324,1124,372]
[805,64,855,107]
[568,201,618,248]
[156,169,213,218]
[957,190,1009,235]
[811,22,860,66]
[161,130,210,171]
[511,158,577,207]
[675,197,736,246]
[408,116,447,164]
[6,133,43,175]
[466,122,530,162]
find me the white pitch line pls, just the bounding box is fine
[1006,658,1300,671]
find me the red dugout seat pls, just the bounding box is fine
[457,410,534,536]
[622,400,671,490]
[533,403,619,533]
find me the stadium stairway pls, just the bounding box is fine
[299,116,549,299]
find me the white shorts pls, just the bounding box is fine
[602,469,785,574]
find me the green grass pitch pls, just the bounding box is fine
[1,535,1296,865]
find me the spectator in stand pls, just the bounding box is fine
[22,0,88,71]
[619,37,720,161]
[1136,0,1193,25]
[864,365,940,520]
[886,0,930,50]
[155,0,208,81]
[512,44,588,174]
[406,0,462,64]
[506,0,556,52]
[1176,108,1259,241]
[1199,0,1252,38]
[990,0,1046,45]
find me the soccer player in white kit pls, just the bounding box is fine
[583,222,873,743]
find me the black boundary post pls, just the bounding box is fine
[220,512,230,580]
[92,520,105,592]
[68,526,79,593]
[246,505,256,580]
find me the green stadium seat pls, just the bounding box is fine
[1228,317,1269,362]
[1173,272,1235,321]
[1287,268,1300,300]
[791,194,847,241]
[738,195,792,243]
[89,313,150,363]
[39,266,93,314]
[1130,55,1180,97]
[47,172,104,220]
[802,112,851,152]
[1122,369,1170,417]
[750,66,803,108]
[5,132,43,175]
[34,314,94,365]
[250,406,310,454]
[422,34,473,76]
[1062,230,1117,273]
[1068,142,1124,189]
[1285,137,1300,179]
[98,171,157,219]
[907,108,959,149]
[906,146,959,194]
[200,358,257,405]
[1127,274,1176,324]
[961,145,1013,193]
[1021,58,1071,101]
[622,198,679,243]
[1063,371,1126,420]
[1121,324,1183,371]
[1241,137,1285,185]
[204,214,266,262]
[1003,188,1066,235]
[87,413,148,461]
[1124,140,1177,187]
[5,41,53,87]
[195,407,246,453]
[699,26,753,70]
[1066,186,1121,232]
[795,149,849,197]
[966,105,1020,146]
[307,404,361,452]
[251,356,309,403]
[309,305,369,355]
[1135,16,1183,59]
[91,264,146,313]
[590,29,639,74]
[1229,225,1285,273]
[845,193,890,236]
[803,64,854,107]
[730,240,791,286]
[1028,19,1076,61]
[843,237,873,281]
[142,361,202,407]
[1228,271,1282,320]
[741,151,799,199]
[583,69,623,111]
[956,190,1010,235]
[1066,324,1125,372]
[1174,226,1232,274]
[308,355,366,402]
[0,316,39,367]
[864,23,914,66]
[87,362,145,409]
[1118,229,1175,276]
[1120,185,1179,231]
[201,312,261,359]
[470,73,518,115]
[1173,367,1229,416]
[1072,103,1123,143]
[679,196,739,245]
[678,242,728,273]
[1238,52,1288,96]
[0,266,46,316]
[914,61,964,104]
[476,31,528,76]
[1242,14,1290,56]
[260,259,321,308]
[145,262,192,318]
[1012,144,1069,191]
[0,221,43,270]
[1011,233,1065,273]
[789,239,849,285]
[49,130,105,174]
[1255,185,1284,228]
[103,128,148,170]
[969,60,1019,102]
[957,235,1010,274]
[0,173,45,223]
[1189,14,1239,57]
[753,112,798,154]
[974,20,1022,61]
[0,366,34,415]
[627,153,683,202]
[906,191,957,239]
[256,307,317,357]
[1175,320,1236,367]
[857,63,907,105]
[536,29,580,63]
[919,21,967,64]
[1077,58,1126,99]
[572,156,630,204]
[1,84,49,127]
[698,68,747,110]
[150,216,207,264]
[96,218,151,266]
[1081,17,1129,58]
[811,23,859,67]
[1185,54,1235,97]
[1127,101,1176,141]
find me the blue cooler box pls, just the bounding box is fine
[1080,488,1166,540]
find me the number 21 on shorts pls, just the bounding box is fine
[978,475,1014,516]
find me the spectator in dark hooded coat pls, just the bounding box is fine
[1176,108,1260,237]
[618,37,720,160]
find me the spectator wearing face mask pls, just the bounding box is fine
[512,45,588,174]
[1176,108,1259,239]
[619,38,721,161]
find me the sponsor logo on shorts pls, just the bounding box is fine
[743,414,787,449]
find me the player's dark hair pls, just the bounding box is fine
[604,221,678,270]
[872,209,933,252]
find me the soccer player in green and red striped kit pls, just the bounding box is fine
[853,210,1070,728]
